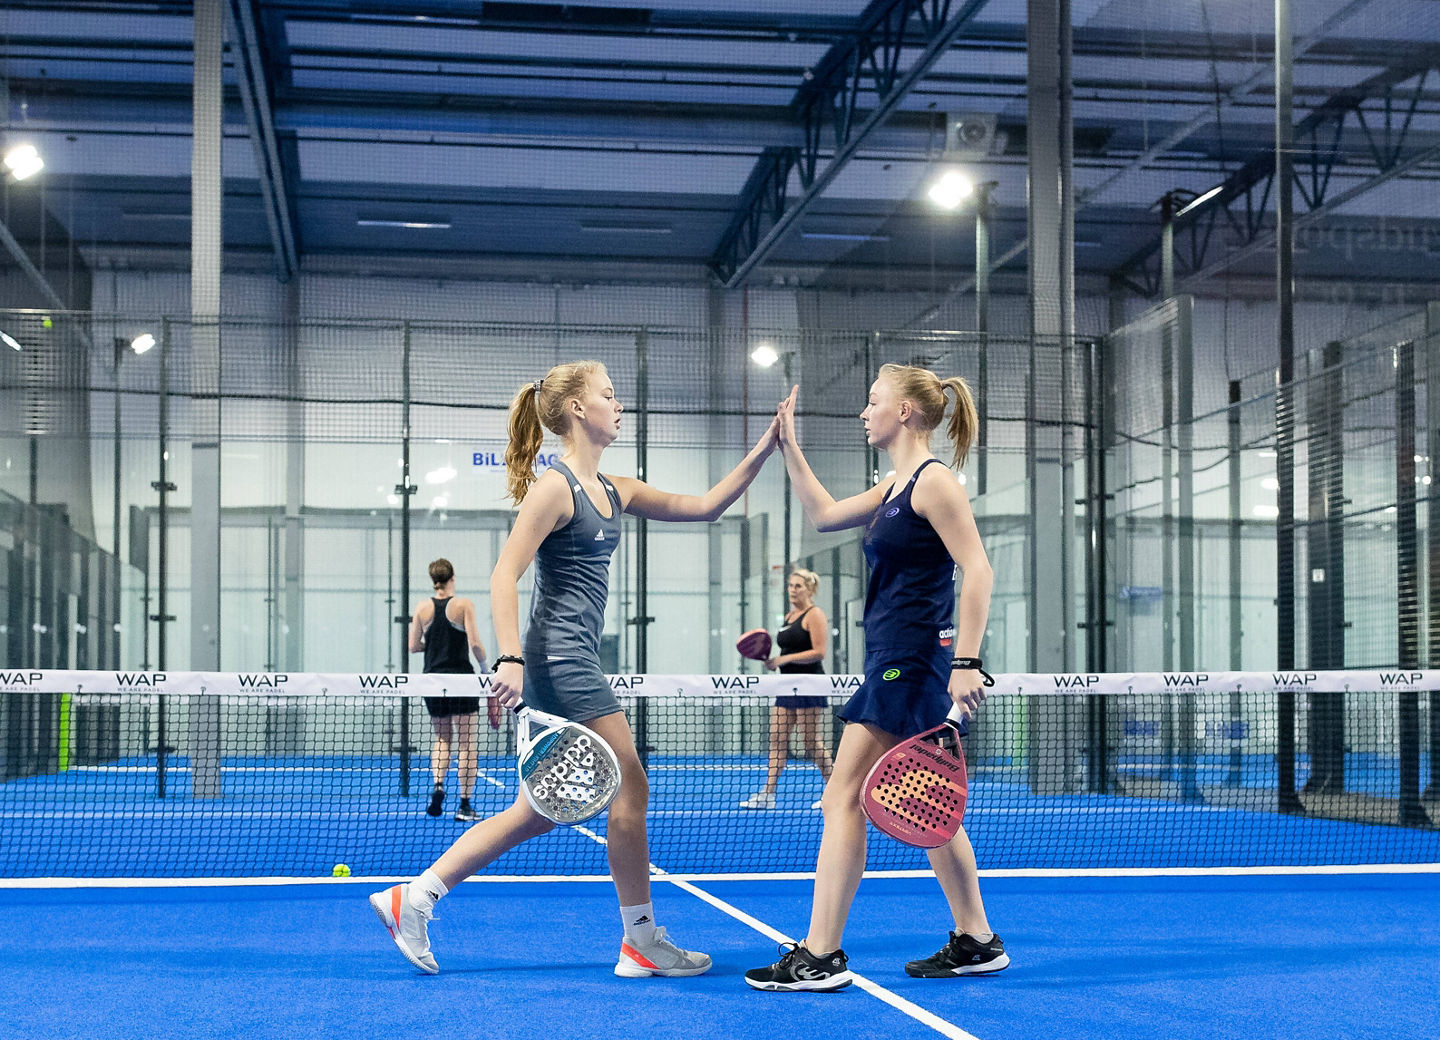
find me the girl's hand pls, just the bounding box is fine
[949,668,987,720]
[492,660,525,711]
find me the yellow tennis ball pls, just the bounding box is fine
[332,863,351,878]
[41,317,52,329]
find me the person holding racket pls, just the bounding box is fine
[739,568,834,810]
[745,364,1007,992]
[409,558,500,822]
[372,359,779,979]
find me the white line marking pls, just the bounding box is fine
[7,863,1440,889]
[658,874,981,1040]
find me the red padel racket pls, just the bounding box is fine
[735,628,773,661]
[861,707,968,848]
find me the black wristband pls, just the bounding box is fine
[494,654,525,667]
[952,657,994,687]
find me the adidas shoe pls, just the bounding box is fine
[426,785,445,817]
[745,943,853,992]
[904,931,1009,977]
[614,927,712,978]
[454,799,478,822]
[369,884,439,974]
[739,791,776,810]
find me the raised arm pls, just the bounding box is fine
[609,416,779,522]
[911,462,994,718]
[774,386,890,532]
[488,470,573,709]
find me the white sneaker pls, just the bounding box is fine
[615,927,713,978]
[739,791,776,810]
[369,884,439,974]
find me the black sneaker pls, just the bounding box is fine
[905,931,1009,977]
[426,785,445,817]
[454,799,478,822]
[745,943,853,991]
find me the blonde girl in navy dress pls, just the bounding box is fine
[745,364,1008,991]
[373,360,779,980]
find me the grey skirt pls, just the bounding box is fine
[522,654,621,724]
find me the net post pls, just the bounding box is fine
[397,321,414,798]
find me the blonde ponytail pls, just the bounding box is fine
[940,376,978,467]
[504,382,546,503]
[503,360,606,504]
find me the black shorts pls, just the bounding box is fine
[424,696,480,719]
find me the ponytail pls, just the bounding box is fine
[504,382,546,504]
[941,376,978,467]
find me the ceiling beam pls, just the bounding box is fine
[709,0,991,289]
[1177,141,1440,290]
[224,0,299,281]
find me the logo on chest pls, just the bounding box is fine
[885,506,900,518]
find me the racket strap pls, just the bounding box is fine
[951,657,994,686]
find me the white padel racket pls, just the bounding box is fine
[516,708,621,825]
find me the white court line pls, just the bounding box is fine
[656,871,982,1040]
[9,863,1440,889]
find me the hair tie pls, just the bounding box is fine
[533,378,543,393]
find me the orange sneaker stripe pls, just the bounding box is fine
[621,942,659,970]
[390,886,402,926]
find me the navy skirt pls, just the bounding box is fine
[838,645,966,740]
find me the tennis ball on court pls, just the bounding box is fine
[332,863,352,878]
[41,317,52,329]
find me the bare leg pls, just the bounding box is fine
[455,713,477,800]
[584,712,652,907]
[430,717,453,788]
[796,707,834,782]
[804,722,895,954]
[926,827,992,936]
[763,706,794,795]
[429,793,555,890]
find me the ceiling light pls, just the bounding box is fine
[356,219,451,230]
[927,170,974,210]
[750,344,780,368]
[800,231,892,243]
[130,333,156,355]
[425,466,456,485]
[1176,184,1224,218]
[1,330,21,351]
[579,222,673,234]
[3,144,44,181]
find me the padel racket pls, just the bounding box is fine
[736,628,772,660]
[516,708,621,825]
[860,707,968,848]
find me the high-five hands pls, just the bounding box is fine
[775,385,799,450]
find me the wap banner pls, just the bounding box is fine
[0,669,1435,697]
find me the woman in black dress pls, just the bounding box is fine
[740,568,834,810]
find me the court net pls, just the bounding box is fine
[2,670,1436,879]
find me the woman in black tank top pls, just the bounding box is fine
[739,569,834,810]
[407,559,494,822]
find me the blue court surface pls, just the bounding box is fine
[4,870,1438,1040]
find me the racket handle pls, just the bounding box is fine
[946,703,964,723]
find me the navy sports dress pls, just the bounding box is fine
[839,458,965,739]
